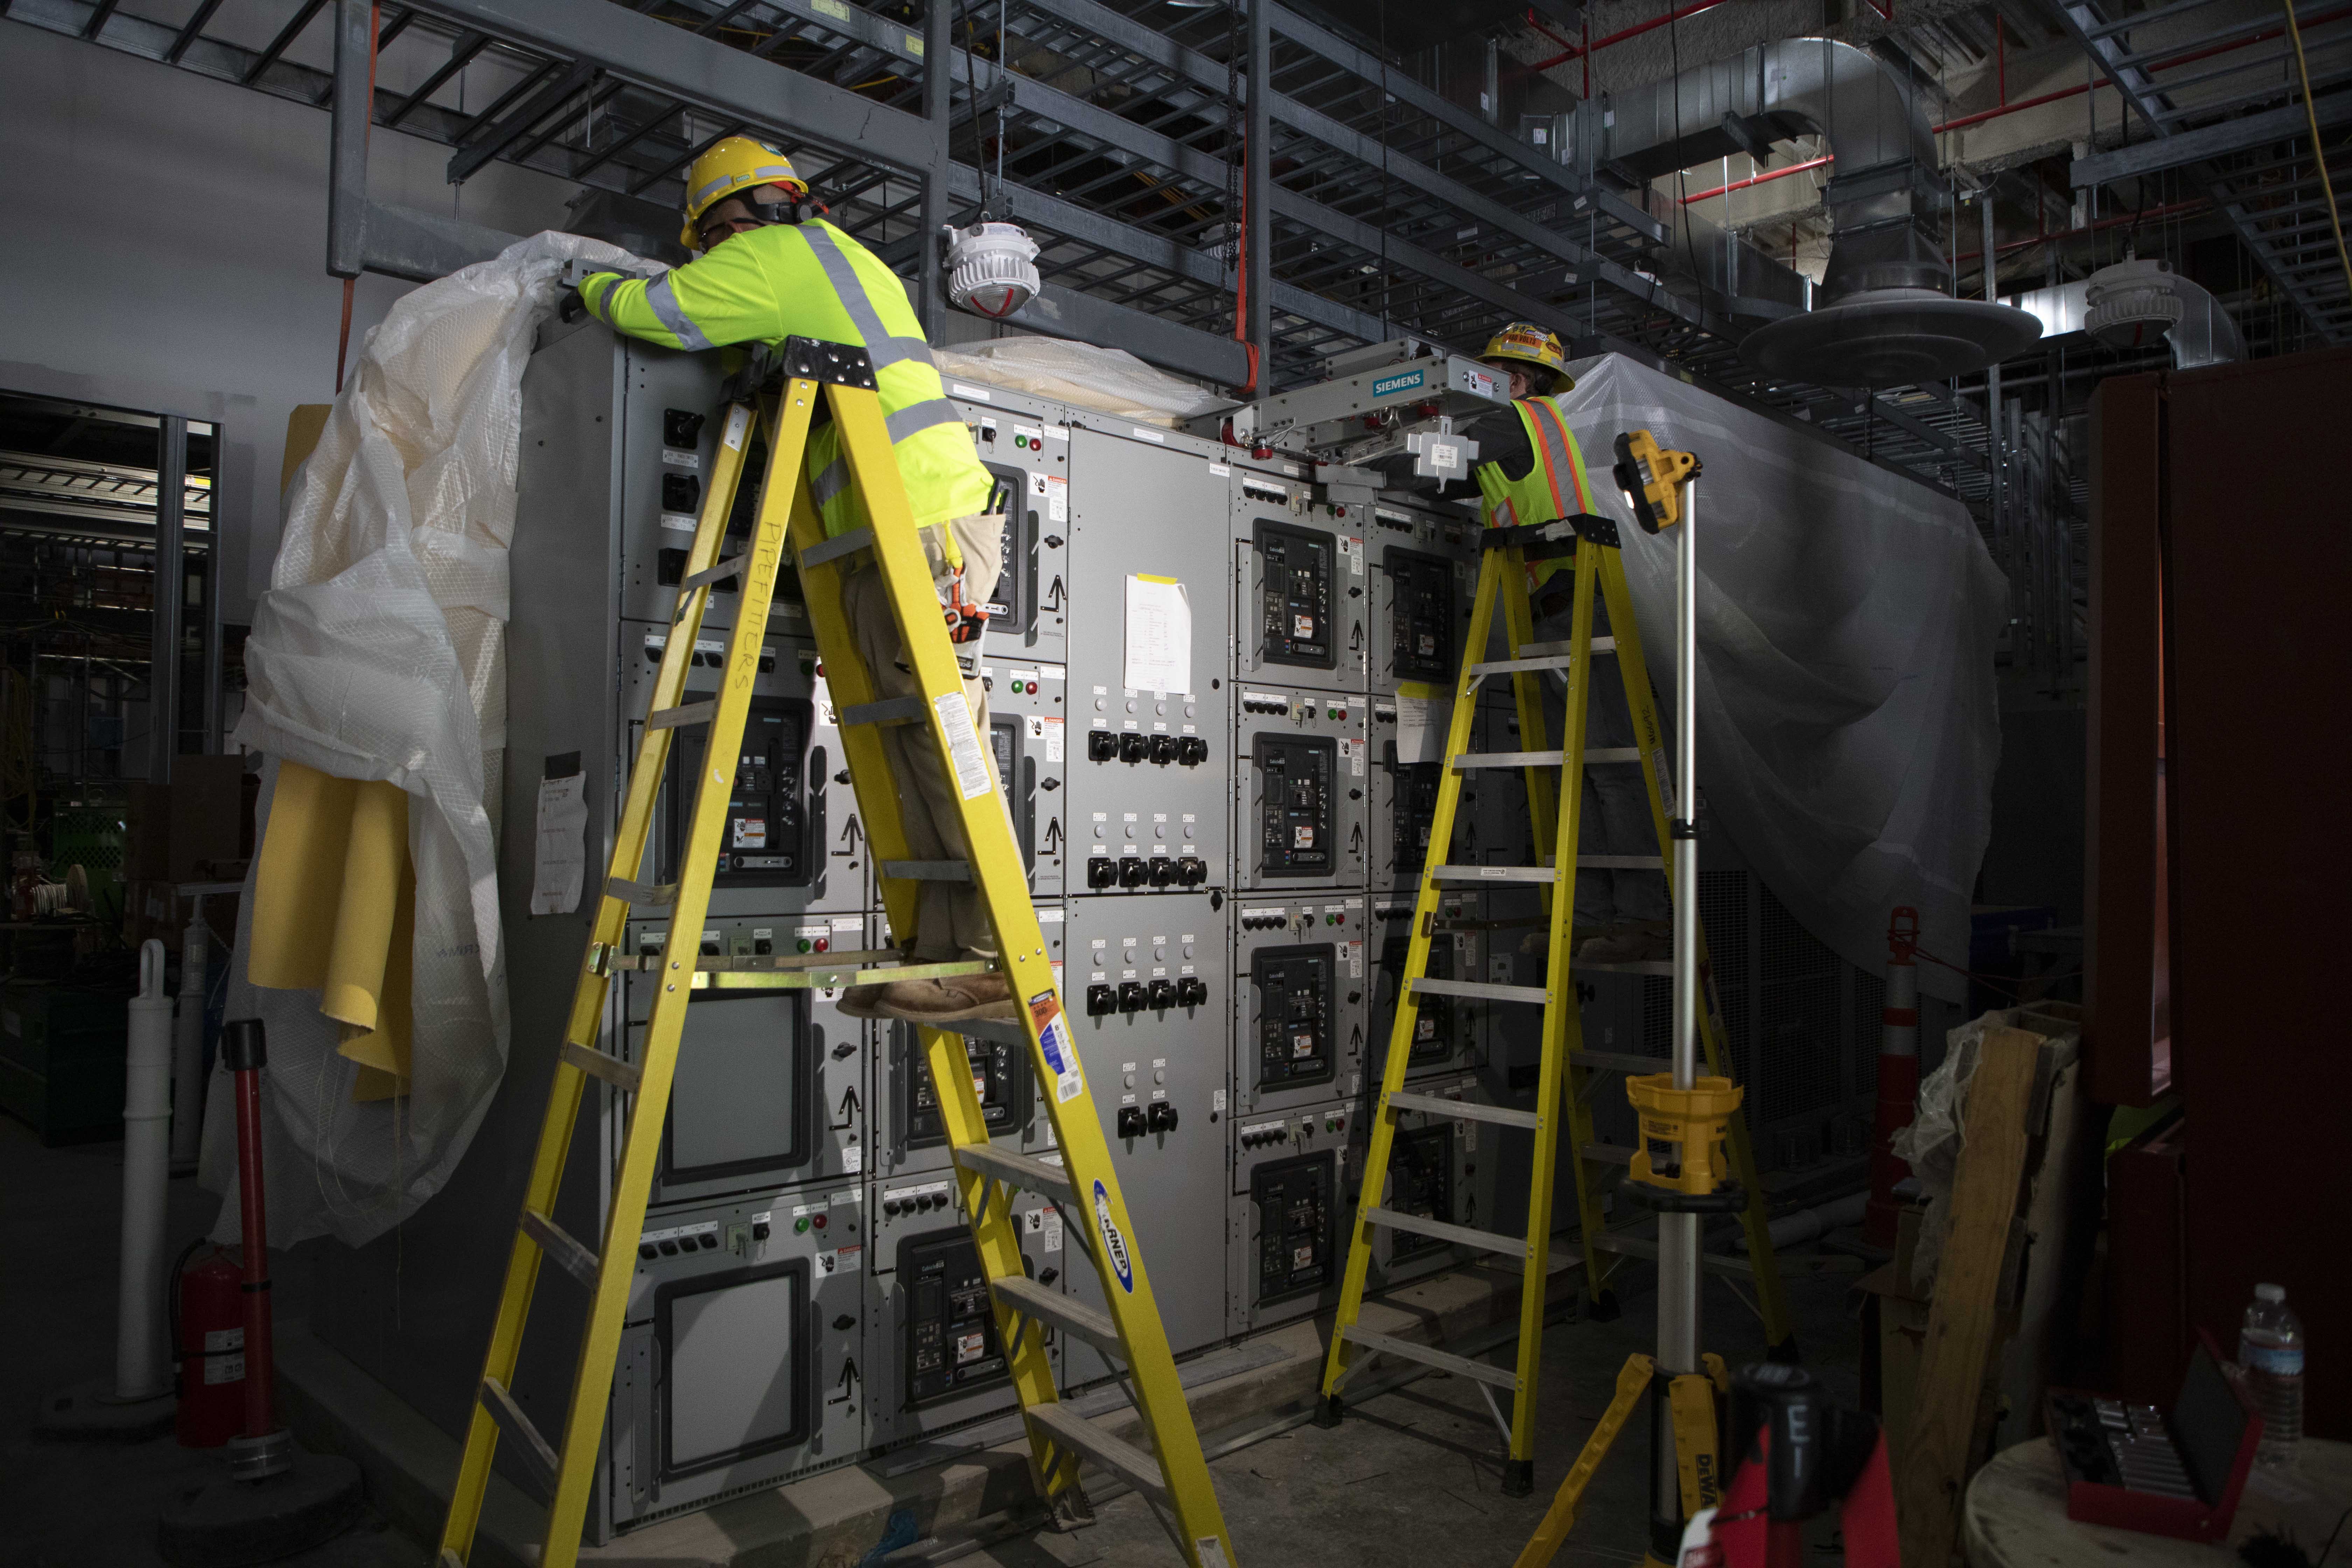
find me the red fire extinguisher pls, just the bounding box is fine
[174,1243,246,1447]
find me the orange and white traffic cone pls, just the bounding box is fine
[1862,909,1920,1248]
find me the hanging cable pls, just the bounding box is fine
[2281,0,2352,303]
[335,3,380,396]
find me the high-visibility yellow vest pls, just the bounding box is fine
[1474,397,1597,590]
[581,220,993,539]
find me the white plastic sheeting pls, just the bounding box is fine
[204,232,645,1248]
[933,336,1229,427]
[1549,354,2005,1002]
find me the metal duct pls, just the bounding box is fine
[1582,37,1945,299]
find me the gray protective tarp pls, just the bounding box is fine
[1547,353,2005,1001]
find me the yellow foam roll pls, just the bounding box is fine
[248,762,356,989]
[320,782,409,1032]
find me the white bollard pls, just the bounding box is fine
[170,903,209,1170]
[118,938,176,1401]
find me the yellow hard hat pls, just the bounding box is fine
[1480,322,1573,391]
[678,135,809,248]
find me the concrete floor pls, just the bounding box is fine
[3,1106,1865,1568]
[952,1257,1864,1568]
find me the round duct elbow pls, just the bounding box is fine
[944,223,1041,320]
[2084,259,2187,351]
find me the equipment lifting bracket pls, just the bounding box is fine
[432,338,1237,1568]
[1314,429,1792,1497]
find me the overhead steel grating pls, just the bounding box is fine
[7,0,2089,501]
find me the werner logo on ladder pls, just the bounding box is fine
[434,140,1236,1568]
[1316,405,1795,1509]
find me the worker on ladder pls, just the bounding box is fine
[1466,323,1672,966]
[567,136,1016,1026]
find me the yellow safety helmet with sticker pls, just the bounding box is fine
[1479,321,1573,394]
[677,135,810,248]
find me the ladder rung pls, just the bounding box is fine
[1430,864,1559,884]
[1024,1401,1170,1508]
[561,1039,642,1091]
[1365,1206,1525,1257]
[605,877,676,906]
[1578,855,1665,869]
[1582,1142,1637,1166]
[1585,748,1643,763]
[1519,637,1615,658]
[1468,655,1576,676]
[841,696,928,727]
[677,554,747,592]
[882,859,972,882]
[1569,1049,1670,1075]
[1384,1089,1540,1130]
[1339,1325,1522,1392]
[992,1274,1123,1354]
[954,1144,1074,1206]
[519,1209,600,1291]
[800,526,873,568]
[1409,976,1549,1006]
[648,700,717,731]
[478,1376,559,1497]
[1451,750,1565,770]
[1576,960,1676,976]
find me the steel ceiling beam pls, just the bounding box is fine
[2071,90,2352,184]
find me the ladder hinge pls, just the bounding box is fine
[1670,818,1698,840]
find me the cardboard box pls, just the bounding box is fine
[121,757,252,887]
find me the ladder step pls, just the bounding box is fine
[955,1144,1074,1206]
[1451,750,1566,770]
[992,1274,1123,1354]
[1582,1142,1637,1166]
[478,1376,559,1496]
[605,876,676,906]
[841,696,928,727]
[1575,960,1676,976]
[1339,1324,1522,1392]
[1365,1206,1525,1258]
[1519,636,1615,658]
[1430,864,1559,884]
[519,1209,600,1291]
[1384,1089,1540,1130]
[1409,976,1549,1006]
[799,526,873,568]
[677,554,747,592]
[1468,654,1576,676]
[561,1038,643,1091]
[1578,855,1665,869]
[1024,1401,1171,1508]
[1569,1049,1671,1076]
[1585,748,1643,763]
[648,700,717,731]
[882,859,972,882]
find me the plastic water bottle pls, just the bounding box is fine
[2239,1283,2304,1468]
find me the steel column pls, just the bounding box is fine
[919,0,951,336]
[149,415,187,786]
[327,0,371,280]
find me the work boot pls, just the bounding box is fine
[876,971,1016,1024]
[837,984,890,1019]
[1576,919,1673,965]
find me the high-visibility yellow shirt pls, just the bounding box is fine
[580,220,992,537]
[1474,396,1597,590]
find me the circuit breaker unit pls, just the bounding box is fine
[1232,896,1366,1115]
[978,660,1066,896]
[1234,692,1367,889]
[949,382,1070,665]
[1232,1148,1338,1333]
[1369,893,1487,1081]
[1234,493,1368,693]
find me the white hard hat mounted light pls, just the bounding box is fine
[944,223,1042,319]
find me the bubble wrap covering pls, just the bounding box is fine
[205,232,647,1247]
[1550,354,2006,1004]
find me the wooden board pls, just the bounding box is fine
[1896,1025,2042,1568]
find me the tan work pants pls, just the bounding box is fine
[840,510,1008,962]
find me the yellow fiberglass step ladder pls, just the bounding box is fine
[1314,429,1794,1497]
[433,338,1237,1568]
